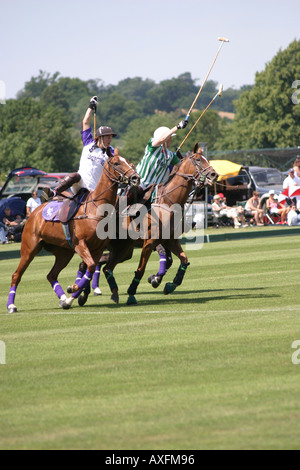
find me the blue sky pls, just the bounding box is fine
[1,0,299,99]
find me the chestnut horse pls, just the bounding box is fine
[72,152,218,306]
[6,155,140,313]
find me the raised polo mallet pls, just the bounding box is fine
[178,84,223,152]
[93,109,97,141]
[185,37,229,122]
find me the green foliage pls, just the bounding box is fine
[221,39,300,149]
[0,98,80,174]
[1,66,256,174]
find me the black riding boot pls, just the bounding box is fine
[41,173,81,203]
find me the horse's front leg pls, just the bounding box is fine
[103,241,135,304]
[148,244,173,289]
[63,240,97,308]
[127,240,155,306]
[163,239,190,295]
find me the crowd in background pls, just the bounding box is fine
[212,158,300,229]
[0,191,41,244]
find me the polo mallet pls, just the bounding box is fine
[185,37,229,122]
[93,109,97,141]
[178,84,223,152]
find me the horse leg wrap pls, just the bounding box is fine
[72,270,92,299]
[92,264,101,290]
[173,262,190,287]
[104,269,118,292]
[127,271,142,296]
[164,262,190,295]
[51,281,66,300]
[7,287,17,310]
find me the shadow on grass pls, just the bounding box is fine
[0,247,51,261]
[2,286,278,315]
[57,286,276,311]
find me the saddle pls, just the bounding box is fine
[42,189,89,223]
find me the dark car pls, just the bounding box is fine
[213,166,285,206]
[0,167,68,221]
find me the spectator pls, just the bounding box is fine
[2,207,24,242]
[212,194,244,229]
[0,220,7,244]
[266,190,289,224]
[293,159,300,186]
[287,203,300,226]
[283,168,296,190]
[26,191,42,217]
[245,191,264,226]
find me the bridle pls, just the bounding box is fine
[176,154,218,187]
[102,158,139,186]
[157,154,218,206]
[88,157,140,204]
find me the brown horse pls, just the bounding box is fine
[6,155,140,313]
[73,152,218,306]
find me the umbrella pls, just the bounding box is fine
[210,160,243,181]
[278,186,300,206]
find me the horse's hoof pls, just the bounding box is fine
[164,283,176,295]
[152,276,162,289]
[67,284,79,294]
[93,288,102,296]
[111,294,119,304]
[78,292,89,307]
[148,275,162,289]
[7,304,17,314]
[60,296,74,310]
[127,295,138,306]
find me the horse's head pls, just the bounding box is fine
[186,153,219,188]
[106,155,140,188]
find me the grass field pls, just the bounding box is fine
[0,234,300,450]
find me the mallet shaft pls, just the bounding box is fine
[185,37,229,121]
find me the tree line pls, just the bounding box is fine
[0,39,299,179]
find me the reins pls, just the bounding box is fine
[154,154,216,206]
[73,158,138,221]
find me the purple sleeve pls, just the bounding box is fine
[81,127,94,147]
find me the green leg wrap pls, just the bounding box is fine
[127,271,142,296]
[104,269,118,293]
[164,262,190,295]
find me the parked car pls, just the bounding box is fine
[189,162,286,227]
[209,163,285,207]
[0,167,69,221]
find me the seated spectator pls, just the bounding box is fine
[212,194,246,229]
[26,191,42,217]
[287,203,300,226]
[2,207,24,242]
[0,220,7,244]
[245,191,264,226]
[266,190,289,224]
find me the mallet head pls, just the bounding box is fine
[218,37,230,43]
[218,84,223,97]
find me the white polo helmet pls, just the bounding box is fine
[153,127,176,141]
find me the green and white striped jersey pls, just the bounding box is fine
[136,138,180,188]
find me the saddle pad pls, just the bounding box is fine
[42,190,88,223]
[42,201,63,222]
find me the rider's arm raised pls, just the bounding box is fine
[82,96,98,131]
[82,108,93,131]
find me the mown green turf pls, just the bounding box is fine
[0,236,300,450]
